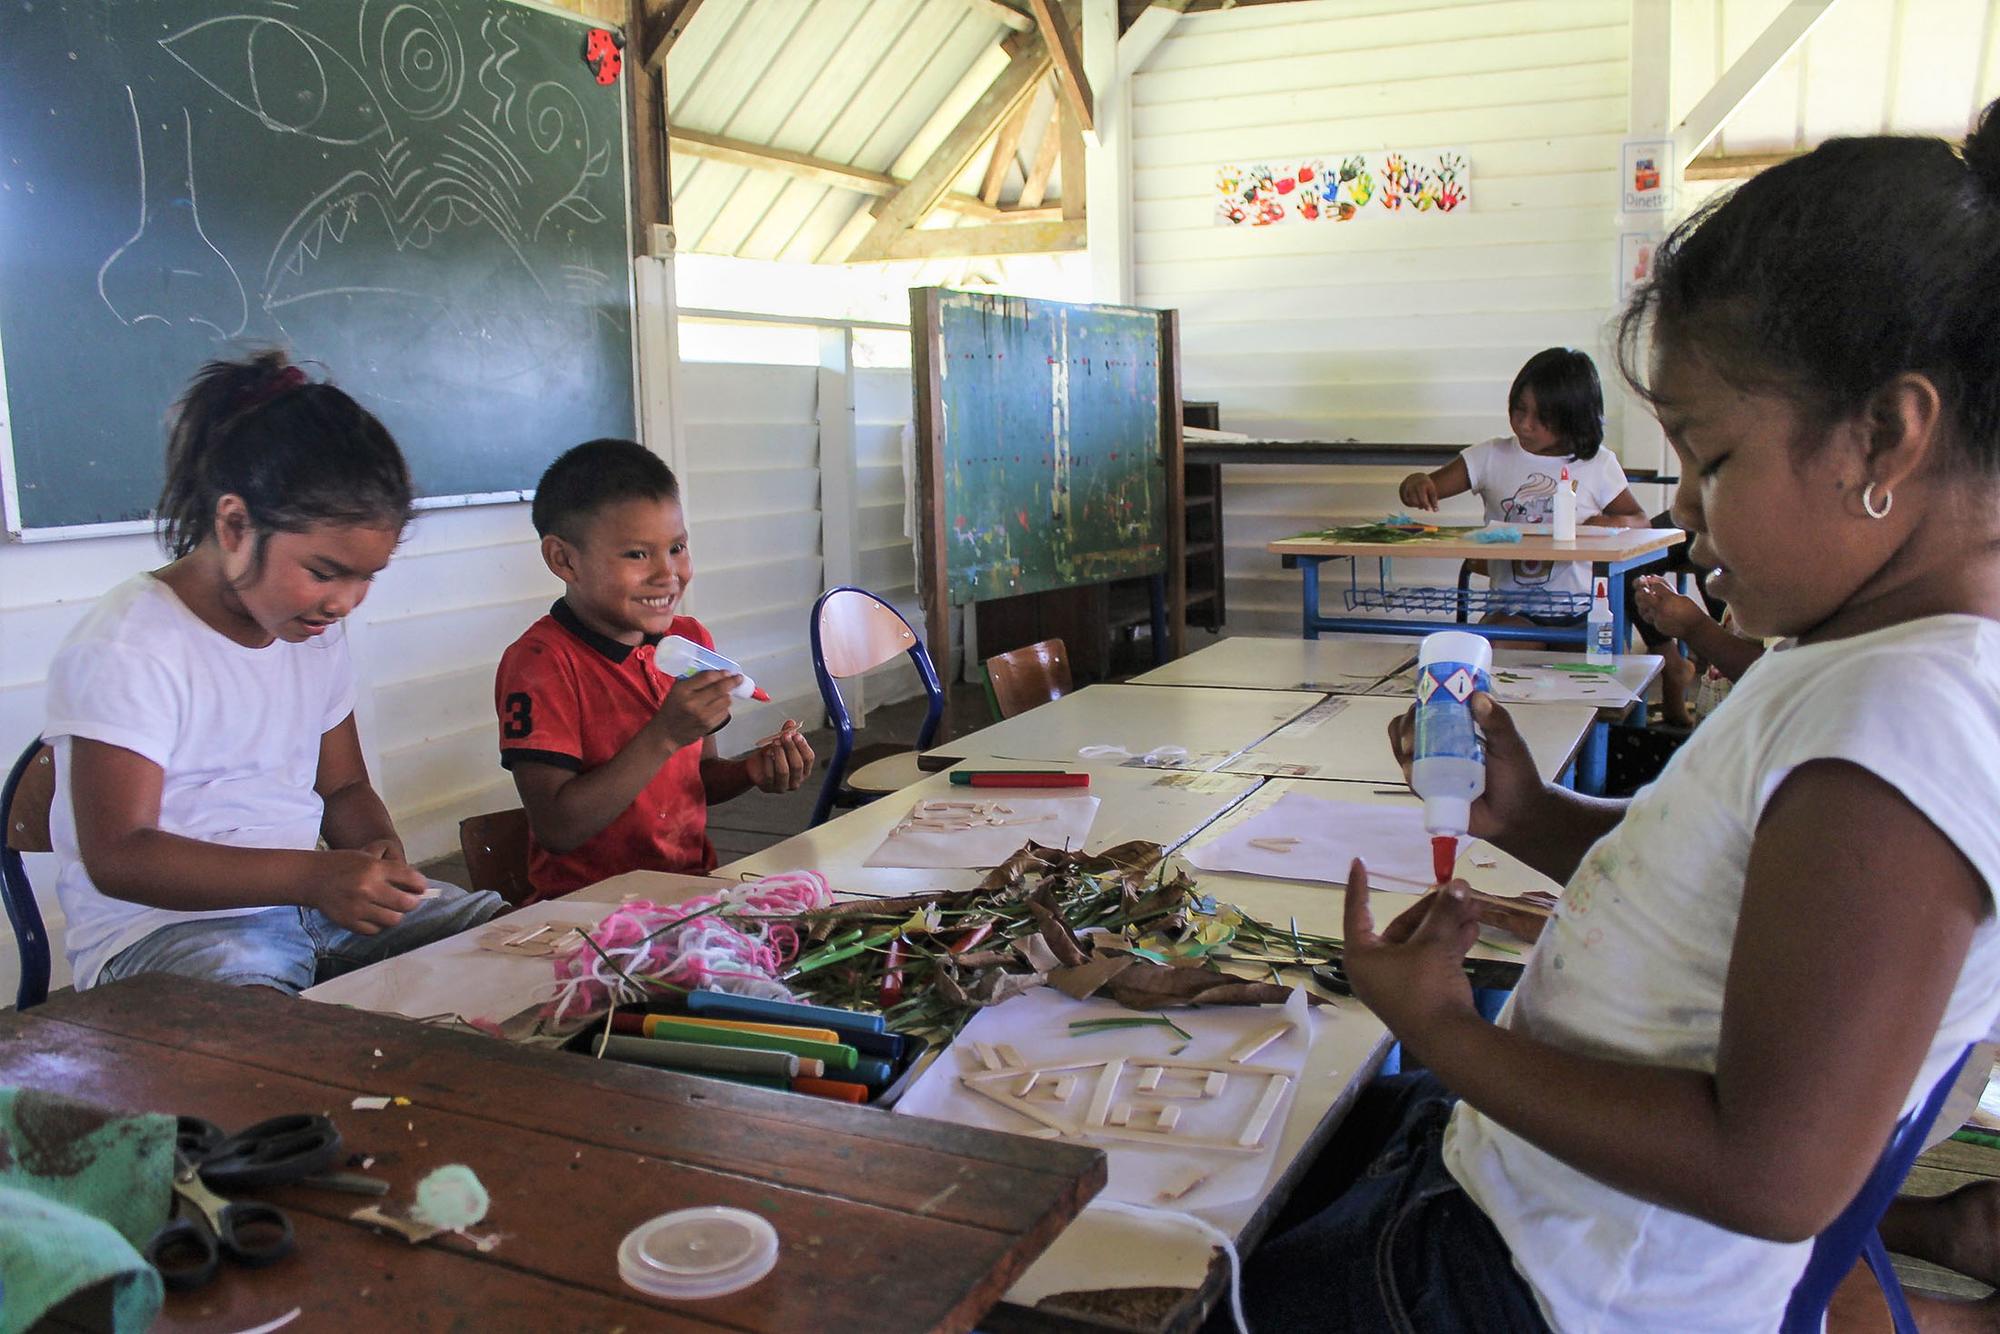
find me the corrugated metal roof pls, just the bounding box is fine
[664,0,1075,262]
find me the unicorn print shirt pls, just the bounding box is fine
[1461,435,1629,606]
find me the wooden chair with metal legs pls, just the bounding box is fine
[983,639,1073,721]
[457,808,536,906]
[809,587,944,827]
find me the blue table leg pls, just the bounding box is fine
[1148,574,1169,666]
[1301,558,1322,640]
[1577,721,1609,794]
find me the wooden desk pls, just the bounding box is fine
[5,976,1102,1333]
[1217,694,1596,787]
[1268,525,1684,656]
[721,762,1260,899]
[926,683,1325,771]
[1128,635,1415,693]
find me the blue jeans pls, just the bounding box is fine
[97,880,503,994]
[1214,1073,1550,1333]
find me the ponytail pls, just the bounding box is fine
[157,351,414,561]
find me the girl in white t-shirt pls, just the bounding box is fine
[44,353,501,993]
[1399,348,1649,625]
[1230,107,2000,1331]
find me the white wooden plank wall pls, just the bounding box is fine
[1132,0,1633,633]
[0,352,915,1001]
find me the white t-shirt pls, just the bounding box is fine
[43,573,356,986]
[1444,615,2000,1332]
[1461,435,1629,603]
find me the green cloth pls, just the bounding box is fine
[0,1088,173,1334]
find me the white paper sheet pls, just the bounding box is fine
[1374,662,1638,707]
[863,794,1101,868]
[895,986,1317,1211]
[1181,790,1437,888]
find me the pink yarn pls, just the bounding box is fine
[543,870,833,1024]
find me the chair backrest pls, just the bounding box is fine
[808,587,944,828]
[985,639,1073,720]
[816,587,923,679]
[458,809,536,907]
[2,737,55,1009]
[1781,1042,1977,1333]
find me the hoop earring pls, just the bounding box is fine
[1862,482,1893,519]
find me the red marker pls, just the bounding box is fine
[947,771,1090,789]
[1432,834,1458,886]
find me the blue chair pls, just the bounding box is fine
[2,736,55,1009]
[809,587,943,828]
[1782,1043,1976,1333]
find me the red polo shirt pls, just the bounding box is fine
[494,600,717,901]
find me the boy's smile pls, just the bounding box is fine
[546,495,691,645]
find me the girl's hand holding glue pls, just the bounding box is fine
[1388,689,1549,845]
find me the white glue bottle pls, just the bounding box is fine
[1587,577,1616,664]
[1412,630,1493,884]
[1552,466,1577,541]
[653,635,768,701]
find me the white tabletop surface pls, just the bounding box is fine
[1173,779,1560,966]
[1216,693,1596,786]
[718,759,1262,899]
[1363,648,1664,716]
[931,683,1327,771]
[1129,636,1416,693]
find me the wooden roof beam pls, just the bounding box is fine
[847,36,1052,262]
[1027,0,1094,138]
[979,98,1035,205]
[669,128,1040,221]
[645,0,706,71]
[1018,95,1061,209]
[966,0,1036,33]
[883,219,1085,261]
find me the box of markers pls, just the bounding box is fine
[561,990,930,1108]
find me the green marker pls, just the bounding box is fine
[641,1014,858,1070]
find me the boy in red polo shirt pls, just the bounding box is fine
[494,439,815,902]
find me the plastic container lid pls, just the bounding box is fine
[619,1207,779,1300]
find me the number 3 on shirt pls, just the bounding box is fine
[502,692,534,739]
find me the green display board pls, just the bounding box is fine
[0,0,635,535]
[918,289,1170,604]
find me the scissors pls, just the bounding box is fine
[144,1115,343,1290]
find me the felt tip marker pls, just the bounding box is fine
[948,771,1090,789]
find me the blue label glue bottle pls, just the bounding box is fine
[1412,630,1493,884]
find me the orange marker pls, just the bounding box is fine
[792,1077,868,1104]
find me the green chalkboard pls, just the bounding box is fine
[917,289,1169,605]
[0,0,634,534]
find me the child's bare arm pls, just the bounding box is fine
[512,670,737,853]
[1344,759,1982,1241]
[1399,456,1471,512]
[1686,619,1766,682]
[1583,487,1651,528]
[316,714,404,861]
[70,738,428,933]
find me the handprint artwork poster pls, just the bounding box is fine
[1214,149,1468,227]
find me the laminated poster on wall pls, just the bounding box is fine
[1214,148,1469,226]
